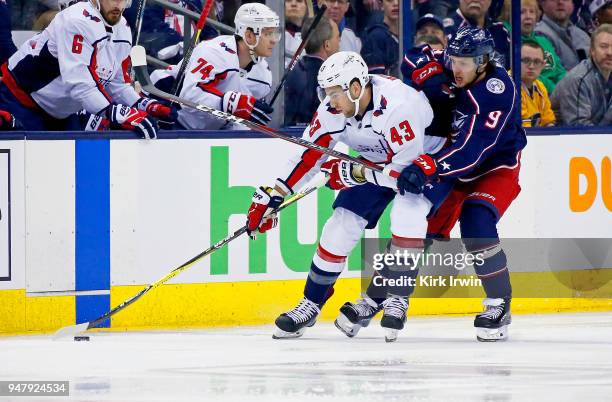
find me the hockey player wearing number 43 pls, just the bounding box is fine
[150,3,279,130]
[344,26,528,342]
[246,51,447,342]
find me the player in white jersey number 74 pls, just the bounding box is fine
[0,0,177,136]
[246,51,446,342]
[150,3,280,130]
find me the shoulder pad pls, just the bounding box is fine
[468,67,515,112]
[64,3,107,40]
[370,77,414,126]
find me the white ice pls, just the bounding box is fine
[2,312,612,402]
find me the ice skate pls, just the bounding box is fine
[380,296,408,342]
[334,296,381,337]
[273,298,320,339]
[474,298,511,342]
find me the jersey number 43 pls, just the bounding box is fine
[390,120,415,145]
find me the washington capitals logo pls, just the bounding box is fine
[219,42,236,54]
[83,10,101,22]
[373,95,387,117]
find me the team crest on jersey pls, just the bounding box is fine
[219,42,236,54]
[486,78,505,94]
[452,110,468,131]
[83,10,101,22]
[373,95,387,117]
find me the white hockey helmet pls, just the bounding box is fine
[234,3,280,63]
[317,51,370,117]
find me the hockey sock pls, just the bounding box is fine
[304,262,341,305]
[366,236,423,302]
[460,204,512,299]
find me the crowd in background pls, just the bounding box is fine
[1,0,612,130]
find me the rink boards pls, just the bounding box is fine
[0,131,611,334]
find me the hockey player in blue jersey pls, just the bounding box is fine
[339,26,527,342]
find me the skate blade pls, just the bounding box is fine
[272,327,306,339]
[384,328,398,343]
[334,313,361,338]
[476,325,509,342]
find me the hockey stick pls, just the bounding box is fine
[53,175,329,339]
[268,4,327,106]
[133,0,147,47]
[130,46,400,179]
[170,0,215,96]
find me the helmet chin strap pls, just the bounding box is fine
[346,85,366,118]
[245,35,262,64]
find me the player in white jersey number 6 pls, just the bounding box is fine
[245,51,446,342]
[0,0,176,137]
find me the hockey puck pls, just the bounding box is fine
[74,336,90,342]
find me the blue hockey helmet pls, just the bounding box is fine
[445,26,495,68]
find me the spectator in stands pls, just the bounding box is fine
[414,0,458,19]
[520,40,556,127]
[414,34,445,50]
[444,0,511,68]
[285,0,308,66]
[551,24,612,126]
[591,0,612,26]
[318,0,361,53]
[521,0,565,94]
[361,0,399,76]
[351,0,382,35]
[535,0,590,71]
[0,0,17,65]
[285,16,339,125]
[415,13,446,47]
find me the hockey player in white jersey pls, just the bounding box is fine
[245,51,445,341]
[0,0,176,136]
[150,2,279,130]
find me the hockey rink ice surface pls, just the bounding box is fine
[1,312,612,402]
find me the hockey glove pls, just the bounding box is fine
[0,110,21,130]
[411,60,445,87]
[135,97,178,128]
[106,104,158,139]
[246,186,284,240]
[222,91,273,125]
[320,159,367,190]
[397,155,438,195]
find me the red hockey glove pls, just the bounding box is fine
[246,186,284,240]
[222,91,273,125]
[106,104,157,139]
[411,61,444,87]
[136,98,178,127]
[320,159,366,190]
